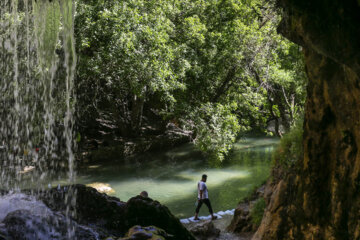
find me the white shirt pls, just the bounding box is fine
[197,181,209,199]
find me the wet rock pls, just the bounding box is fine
[255,185,265,198]
[31,185,194,239]
[0,226,8,240]
[35,184,127,235]
[187,221,220,240]
[124,196,195,240]
[3,209,98,240]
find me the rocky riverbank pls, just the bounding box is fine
[228,185,266,234]
[179,184,266,240]
[183,215,253,240]
[79,123,193,164]
[0,183,270,240]
[0,185,195,240]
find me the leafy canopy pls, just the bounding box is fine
[75,0,307,161]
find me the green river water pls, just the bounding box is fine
[70,137,278,218]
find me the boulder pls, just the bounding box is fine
[124,196,195,240]
[35,184,127,235]
[0,227,8,240]
[31,185,194,240]
[227,184,265,234]
[3,209,98,240]
[227,203,256,233]
[187,221,220,240]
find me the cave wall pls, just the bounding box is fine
[253,1,360,239]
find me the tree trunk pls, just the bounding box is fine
[130,94,145,136]
[268,100,282,138]
[277,95,290,132]
[212,66,237,103]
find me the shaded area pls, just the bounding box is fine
[0,185,196,240]
[254,0,360,239]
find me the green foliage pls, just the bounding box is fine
[250,197,266,227]
[272,118,303,168]
[75,0,307,161]
[183,103,241,161]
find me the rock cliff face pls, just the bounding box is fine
[253,1,360,239]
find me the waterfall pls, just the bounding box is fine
[0,0,76,238]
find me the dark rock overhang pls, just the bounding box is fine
[276,0,360,75]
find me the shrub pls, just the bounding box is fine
[272,118,303,168]
[250,197,266,227]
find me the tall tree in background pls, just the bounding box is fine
[75,0,307,161]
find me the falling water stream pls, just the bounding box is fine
[0,0,76,238]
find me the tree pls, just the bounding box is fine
[75,0,307,160]
[76,0,188,136]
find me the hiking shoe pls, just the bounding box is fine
[194,217,200,221]
[211,216,218,220]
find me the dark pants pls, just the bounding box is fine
[195,198,213,214]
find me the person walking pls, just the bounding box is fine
[194,174,217,220]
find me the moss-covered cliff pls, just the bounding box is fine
[253,1,360,239]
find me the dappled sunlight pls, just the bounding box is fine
[86,182,115,194]
[110,178,198,202]
[45,137,278,218]
[175,169,251,186]
[164,171,266,218]
[98,169,252,204]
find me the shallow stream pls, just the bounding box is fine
[67,137,278,219]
